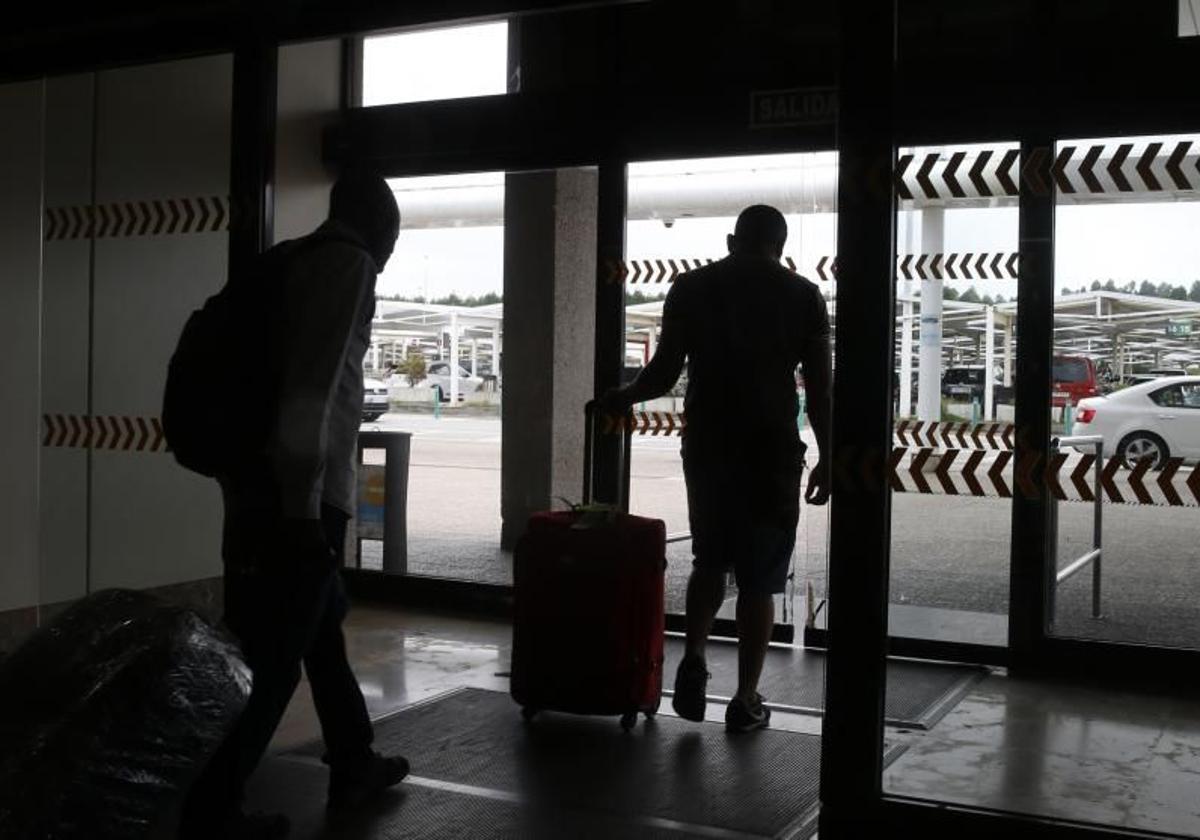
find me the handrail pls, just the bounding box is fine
[1051,434,1104,619]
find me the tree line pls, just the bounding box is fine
[378,292,503,306]
[944,280,1200,304]
[380,280,1200,308]
[1060,279,1200,302]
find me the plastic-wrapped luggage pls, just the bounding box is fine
[511,403,667,730]
[0,589,251,839]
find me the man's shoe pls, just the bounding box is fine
[725,694,771,733]
[327,751,411,812]
[180,811,290,840]
[671,654,710,722]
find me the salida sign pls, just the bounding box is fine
[750,87,837,128]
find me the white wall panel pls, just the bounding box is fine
[275,39,341,242]
[38,74,94,604]
[0,81,44,612]
[89,55,231,591]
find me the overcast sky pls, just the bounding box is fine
[368,24,1200,302]
[378,199,1200,301]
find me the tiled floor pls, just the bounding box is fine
[884,675,1200,836]
[260,601,1200,838]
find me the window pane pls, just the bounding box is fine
[362,21,508,106]
[1052,133,1200,649]
[624,151,838,628]
[1182,0,1200,36]
[358,171,507,580]
[889,141,1020,648]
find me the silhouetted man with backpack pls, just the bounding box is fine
[603,204,832,733]
[179,171,407,839]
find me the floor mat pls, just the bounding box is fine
[248,754,699,840]
[282,687,827,839]
[664,636,987,729]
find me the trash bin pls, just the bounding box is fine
[352,430,412,574]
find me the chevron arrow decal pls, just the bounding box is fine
[934,449,959,494]
[989,451,1013,498]
[1136,142,1163,192]
[878,446,1199,506]
[1070,454,1096,502]
[1020,147,1051,196]
[898,148,1022,201]
[41,413,168,452]
[43,196,232,241]
[1100,457,1124,503]
[968,150,993,196]
[961,450,987,497]
[1159,458,1185,507]
[887,447,907,492]
[623,411,686,436]
[1166,141,1192,190]
[908,448,934,494]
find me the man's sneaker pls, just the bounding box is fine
[180,811,290,840]
[327,751,411,812]
[725,694,772,733]
[672,654,710,722]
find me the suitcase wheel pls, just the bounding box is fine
[522,707,538,724]
[620,711,638,731]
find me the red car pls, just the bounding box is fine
[1052,355,1099,407]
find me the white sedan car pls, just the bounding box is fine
[1072,376,1200,467]
[362,377,390,422]
[426,361,484,402]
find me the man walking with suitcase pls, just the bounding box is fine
[603,204,832,733]
[181,171,409,839]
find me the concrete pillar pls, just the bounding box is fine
[984,305,996,420]
[500,168,597,549]
[470,338,479,377]
[899,299,914,416]
[449,311,461,403]
[492,325,503,388]
[1003,316,1013,387]
[917,208,944,421]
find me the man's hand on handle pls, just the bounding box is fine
[599,387,631,417]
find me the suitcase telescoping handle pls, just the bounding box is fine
[582,400,634,509]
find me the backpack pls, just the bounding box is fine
[162,242,298,478]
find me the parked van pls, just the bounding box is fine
[1052,355,1099,406]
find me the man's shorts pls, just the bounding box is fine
[681,440,805,596]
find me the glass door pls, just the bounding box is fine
[621,151,839,636]
[889,141,1020,650]
[1048,132,1200,649]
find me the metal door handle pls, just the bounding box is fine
[1157,415,1176,420]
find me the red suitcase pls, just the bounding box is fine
[510,402,667,730]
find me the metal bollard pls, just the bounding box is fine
[352,430,412,574]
